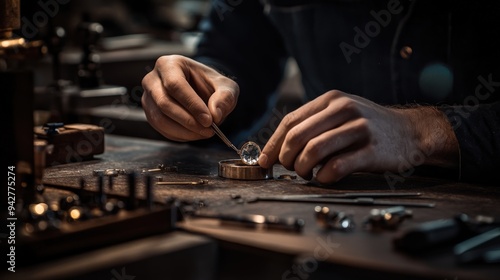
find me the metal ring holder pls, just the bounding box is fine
[218,159,273,180]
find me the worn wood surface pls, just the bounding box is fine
[41,134,500,280]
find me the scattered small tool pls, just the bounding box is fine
[245,193,435,208]
[258,192,422,199]
[393,213,499,254]
[314,206,355,231]
[454,227,500,264]
[363,206,413,230]
[142,164,178,173]
[92,169,127,176]
[189,212,305,233]
[277,174,297,180]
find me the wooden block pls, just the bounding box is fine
[34,123,105,166]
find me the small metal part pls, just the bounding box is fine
[218,159,273,180]
[142,168,158,174]
[364,206,413,230]
[142,164,179,174]
[158,164,178,172]
[92,168,126,191]
[93,169,126,177]
[314,206,355,231]
[156,179,208,186]
[278,174,297,180]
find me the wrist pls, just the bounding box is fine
[400,106,459,168]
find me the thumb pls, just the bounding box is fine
[208,85,239,124]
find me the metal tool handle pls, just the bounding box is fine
[211,123,240,154]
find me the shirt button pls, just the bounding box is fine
[400,46,413,59]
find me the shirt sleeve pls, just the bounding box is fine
[439,101,500,184]
[192,0,289,143]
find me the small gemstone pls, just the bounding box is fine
[240,141,261,165]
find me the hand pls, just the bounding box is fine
[258,90,459,184]
[141,55,239,142]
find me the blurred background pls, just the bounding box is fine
[13,0,302,141]
[13,0,211,139]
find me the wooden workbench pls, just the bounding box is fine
[15,134,500,280]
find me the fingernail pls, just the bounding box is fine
[201,128,214,137]
[258,153,268,167]
[215,107,223,123]
[199,113,212,127]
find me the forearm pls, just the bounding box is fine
[397,101,500,184]
[397,106,460,169]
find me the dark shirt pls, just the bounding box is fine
[194,0,500,183]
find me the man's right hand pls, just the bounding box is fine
[141,55,239,142]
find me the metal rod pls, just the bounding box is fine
[260,192,422,199]
[156,179,208,186]
[247,197,435,208]
[189,213,304,232]
[211,123,240,154]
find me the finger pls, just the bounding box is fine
[279,97,359,170]
[260,91,349,168]
[258,97,331,168]
[293,118,370,180]
[144,74,213,137]
[156,58,213,127]
[142,89,213,141]
[207,85,239,124]
[258,110,301,169]
[315,145,374,184]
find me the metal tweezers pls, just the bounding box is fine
[245,192,436,208]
